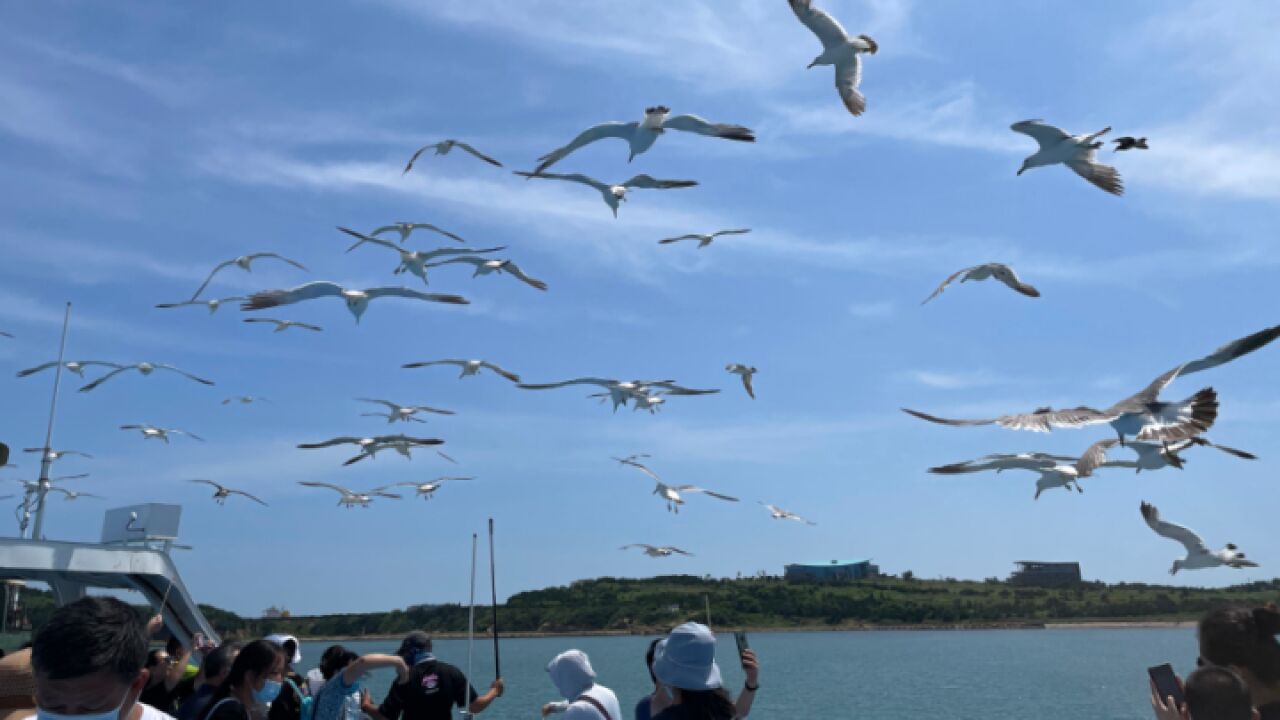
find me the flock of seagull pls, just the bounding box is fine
[909,324,1280,574]
[0,0,1267,578]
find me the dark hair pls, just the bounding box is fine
[319,646,358,681]
[146,649,168,669]
[645,638,661,685]
[1186,665,1254,720]
[1200,604,1280,685]
[32,596,148,682]
[672,688,736,720]
[198,640,282,720]
[166,635,184,657]
[397,631,431,659]
[203,642,243,682]
[282,639,298,665]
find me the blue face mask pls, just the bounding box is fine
[254,680,283,705]
[37,691,128,720]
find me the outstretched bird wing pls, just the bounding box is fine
[364,287,469,305]
[242,281,346,311]
[298,437,364,449]
[1011,120,1071,151]
[498,260,548,291]
[299,481,355,496]
[788,0,851,50]
[453,141,503,167]
[712,228,752,238]
[79,366,136,393]
[1175,324,1280,379]
[189,479,225,491]
[658,234,702,245]
[902,406,1114,433]
[227,489,268,506]
[339,227,401,253]
[661,115,755,142]
[677,486,740,502]
[1066,150,1124,196]
[533,122,637,174]
[190,259,237,300]
[479,361,521,383]
[18,360,122,378]
[1140,501,1209,555]
[621,175,699,190]
[922,266,980,304]
[519,377,619,390]
[835,55,867,116]
[514,171,612,193]
[152,364,215,386]
[929,452,1076,475]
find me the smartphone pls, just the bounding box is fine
[734,631,750,656]
[1148,663,1185,706]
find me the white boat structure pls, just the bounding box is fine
[0,503,219,645]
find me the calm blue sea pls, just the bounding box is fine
[299,628,1196,720]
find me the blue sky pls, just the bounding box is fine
[2,1,1279,616]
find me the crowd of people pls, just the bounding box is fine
[13,593,1280,720]
[3,598,761,720]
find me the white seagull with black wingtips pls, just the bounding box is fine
[1140,501,1258,574]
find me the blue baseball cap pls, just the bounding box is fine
[651,623,722,691]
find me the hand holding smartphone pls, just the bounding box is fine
[1148,663,1185,707]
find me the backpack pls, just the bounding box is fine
[284,679,314,720]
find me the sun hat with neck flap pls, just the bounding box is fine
[651,623,722,692]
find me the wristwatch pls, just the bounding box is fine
[744,682,760,692]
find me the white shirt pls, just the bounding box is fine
[25,703,176,720]
[563,685,622,720]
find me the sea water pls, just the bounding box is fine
[301,628,1195,719]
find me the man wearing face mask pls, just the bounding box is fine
[363,632,502,720]
[29,596,175,720]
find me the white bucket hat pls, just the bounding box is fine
[651,623,722,692]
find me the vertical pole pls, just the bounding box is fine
[705,594,711,627]
[488,518,500,680]
[32,303,72,542]
[464,533,477,717]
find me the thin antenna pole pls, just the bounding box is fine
[32,303,72,542]
[159,578,175,618]
[464,533,477,717]
[488,518,500,679]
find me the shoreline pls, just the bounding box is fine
[291,619,1195,642]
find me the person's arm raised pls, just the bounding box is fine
[467,679,504,714]
[733,649,760,719]
[342,655,410,687]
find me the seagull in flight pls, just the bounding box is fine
[922,263,1041,304]
[78,362,215,393]
[620,544,693,558]
[725,364,757,399]
[222,395,268,405]
[424,256,548,291]
[513,172,698,217]
[759,502,816,525]
[17,360,126,379]
[402,359,521,383]
[243,318,323,333]
[1140,501,1258,574]
[191,253,308,300]
[531,107,753,174]
[120,424,204,444]
[1113,136,1149,151]
[22,448,92,463]
[787,0,879,117]
[658,229,751,248]
[336,227,504,285]
[928,452,1107,500]
[242,282,468,322]
[1012,120,1123,196]
[298,481,402,508]
[404,139,503,173]
[365,222,466,245]
[613,455,739,513]
[189,479,267,506]
[904,324,1280,444]
[1075,436,1256,477]
[358,398,456,424]
[155,296,245,314]
[0,331,12,338]
[522,378,718,412]
[386,476,474,500]
[46,487,103,502]
[297,434,445,466]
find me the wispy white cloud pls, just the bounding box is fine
[848,300,896,318]
[899,369,1009,391]
[2,34,190,107]
[372,0,923,93]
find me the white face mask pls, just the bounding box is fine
[37,690,130,720]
